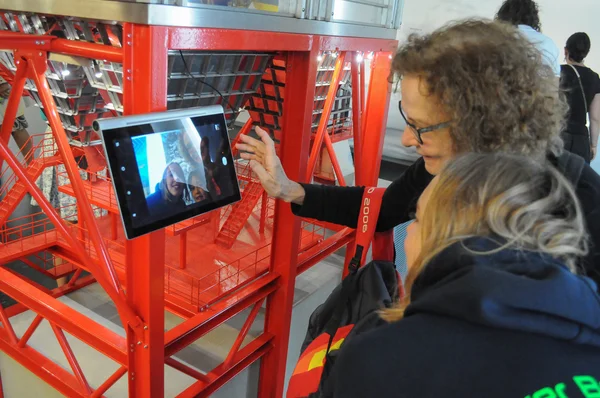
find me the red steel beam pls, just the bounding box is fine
[122,23,169,398]
[17,314,43,348]
[178,333,273,398]
[0,329,87,397]
[24,51,140,328]
[223,297,265,369]
[0,267,127,365]
[168,28,312,51]
[165,358,211,384]
[359,52,393,187]
[360,60,366,131]
[343,52,393,278]
[90,366,128,398]
[231,118,254,157]
[0,59,28,146]
[297,228,355,275]
[306,51,346,181]
[165,273,278,357]
[322,131,347,186]
[0,304,17,345]
[258,47,319,398]
[351,54,364,185]
[51,38,123,64]
[50,323,92,396]
[320,36,398,53]
[0,32,123,63]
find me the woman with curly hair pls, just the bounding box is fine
[330,153,600,397]
[496,0,561,76]
[238,20,600,285]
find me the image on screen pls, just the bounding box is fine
[131,118,236,219]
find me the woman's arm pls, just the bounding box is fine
[237,127,430,230]
[589,93,600,160]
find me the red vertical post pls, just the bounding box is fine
[258,46,319,398]
[343,52,393,278]
[306,52,346,181]
[0,59,28,145]
[179,232,187,269]
[259,191,268,234]
[122,23,168,398]
[359,52,392,187]
[351,54,363,185]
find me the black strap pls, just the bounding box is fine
[321,187,386,369]
[568,64,588,115]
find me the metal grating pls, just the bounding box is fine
[247,57,286,137]
[0,13,123,145]
[167,50,274,125]
[312,53,352,131]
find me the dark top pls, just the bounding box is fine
[292,156,600,286]
[560,64,600,129]
[330,238,600,398]
[146,184,187,218]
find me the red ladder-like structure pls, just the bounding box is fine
[0,8,396,398]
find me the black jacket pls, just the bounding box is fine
[292,156,600,286]
[330,238,600,398]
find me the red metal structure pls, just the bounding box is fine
[0,2,396,397]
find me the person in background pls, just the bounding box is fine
[237,20,600,286]
[496,0,561,76]
[187,169,210,204]
[200,136,223,199]
[561,32,600,162]
[146,162,187,216]
[0,77,32,164]
[330,153,600,398]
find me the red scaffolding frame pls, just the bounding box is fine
[0,21,395,398]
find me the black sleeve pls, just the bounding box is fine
[291,157,432,232]
[577,166,600,287]
[376,157,432,231]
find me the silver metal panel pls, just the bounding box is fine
[0,0,396,39]
[93,104,224,132]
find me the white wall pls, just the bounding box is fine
[389,0,600,173]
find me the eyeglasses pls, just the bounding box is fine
[398,100,452,144]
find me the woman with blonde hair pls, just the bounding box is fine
[330,153,600,398]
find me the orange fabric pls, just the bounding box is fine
[287,324,354,398]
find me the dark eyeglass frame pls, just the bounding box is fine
[398,100,452,144]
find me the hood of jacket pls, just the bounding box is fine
[405,237,600,347]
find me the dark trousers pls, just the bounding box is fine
[562,124,591,163]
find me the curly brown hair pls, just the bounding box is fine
[496,0,541,32]
[392,20,565,161]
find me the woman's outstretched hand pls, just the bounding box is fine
[236,127,306,204]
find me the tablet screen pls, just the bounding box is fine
[99,107,241,239]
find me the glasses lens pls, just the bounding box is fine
[399,102,422,144]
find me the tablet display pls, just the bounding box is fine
[96,106,241,239]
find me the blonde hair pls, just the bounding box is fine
[381,153,588,322]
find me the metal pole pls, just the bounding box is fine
[0,59,28,145]
[344,52,393,278]
[351,54,363,185]
[359,52,392,187]
[258,46,319,398]
[306,51,346,181]
[122,23,168,398]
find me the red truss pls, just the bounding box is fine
[0,15,395,398]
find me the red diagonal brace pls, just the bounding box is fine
[50,323,92,396]
[306,52,347,181]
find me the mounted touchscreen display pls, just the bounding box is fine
[95,106,241,239]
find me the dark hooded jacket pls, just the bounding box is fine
[331,238,600,398]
